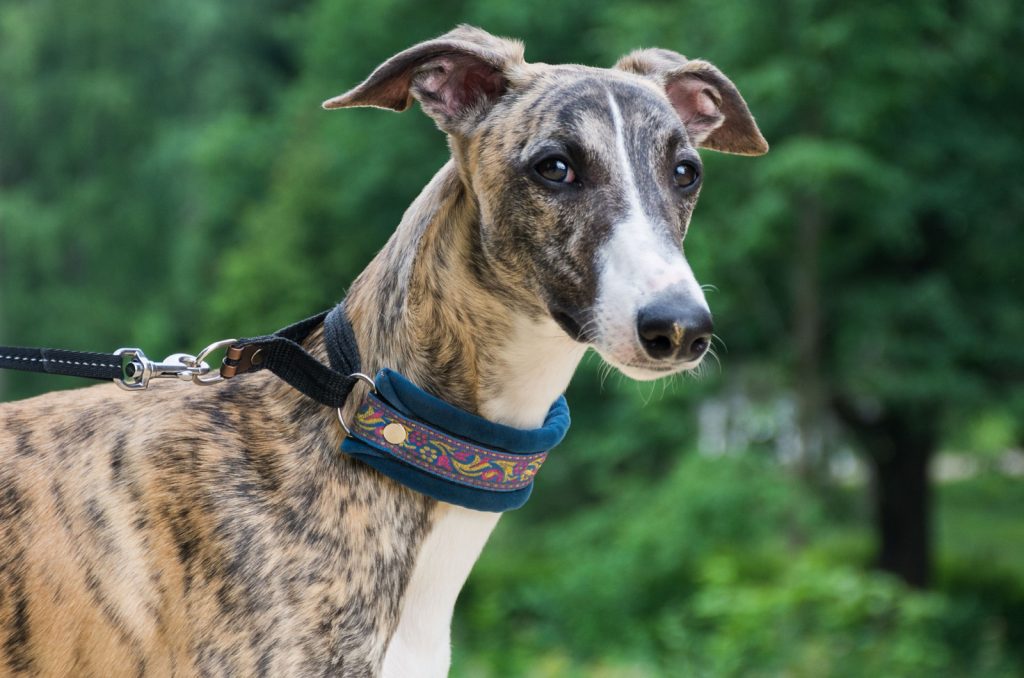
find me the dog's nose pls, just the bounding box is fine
[636,300,713,362]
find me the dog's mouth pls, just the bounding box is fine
[597,351,703,381]
[549,306,591,343]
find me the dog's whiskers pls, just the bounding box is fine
[710,333,728,354]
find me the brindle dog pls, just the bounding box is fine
[0,25,766,677]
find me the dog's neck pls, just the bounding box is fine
[334,159,587,674]
[345,159,586,429]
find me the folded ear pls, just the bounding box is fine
[615,48,768,156]
[322,25,525,135]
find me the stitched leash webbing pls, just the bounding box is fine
[0,302,363,408]
[0,347,122,381]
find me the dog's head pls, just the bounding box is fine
[324,26,767,380]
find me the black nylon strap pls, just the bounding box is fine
[220,302,363,408]
[0,346,122,381]
[323,303,361,376]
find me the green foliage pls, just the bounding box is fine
[453,459,1023,676]
[681,557,956,677]
[464,453,818,650]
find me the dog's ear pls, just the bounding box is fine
[322,25,524,134]
[615,48,768,156]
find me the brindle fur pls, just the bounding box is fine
[0,26,766,676]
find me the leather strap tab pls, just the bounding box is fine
[221,345,264,379]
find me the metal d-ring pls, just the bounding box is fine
[336,372,376,436]
[190,338,238,385]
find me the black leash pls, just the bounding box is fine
[0,302,363,409]
[0,347,123,381]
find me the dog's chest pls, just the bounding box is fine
[381,506,501,677]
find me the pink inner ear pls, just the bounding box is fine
[666,80,720,124]
[693,89,718,118]
[416,55,507,121]
[665,78,724,142]
[463,68,505,102]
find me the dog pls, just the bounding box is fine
[0,25,766,677]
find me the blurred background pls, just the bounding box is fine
[2,0,1022,675]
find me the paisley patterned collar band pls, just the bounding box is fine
[339,369,571,512]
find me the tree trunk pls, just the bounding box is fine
[792,195,825,482]
[868,434,933,588]
[835,400,938,588]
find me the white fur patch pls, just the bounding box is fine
[478,315,587,429]
[381,507,500,678]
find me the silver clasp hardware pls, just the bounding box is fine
[114,338,237,390]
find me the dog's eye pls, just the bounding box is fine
[673,162,700,190]
[535,157,576,184]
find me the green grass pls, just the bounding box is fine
[936,473,1024,576]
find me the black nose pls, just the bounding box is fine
[636,299,713,362]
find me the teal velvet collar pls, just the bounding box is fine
[339,369,571,512]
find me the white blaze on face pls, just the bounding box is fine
[593,90,709,379]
